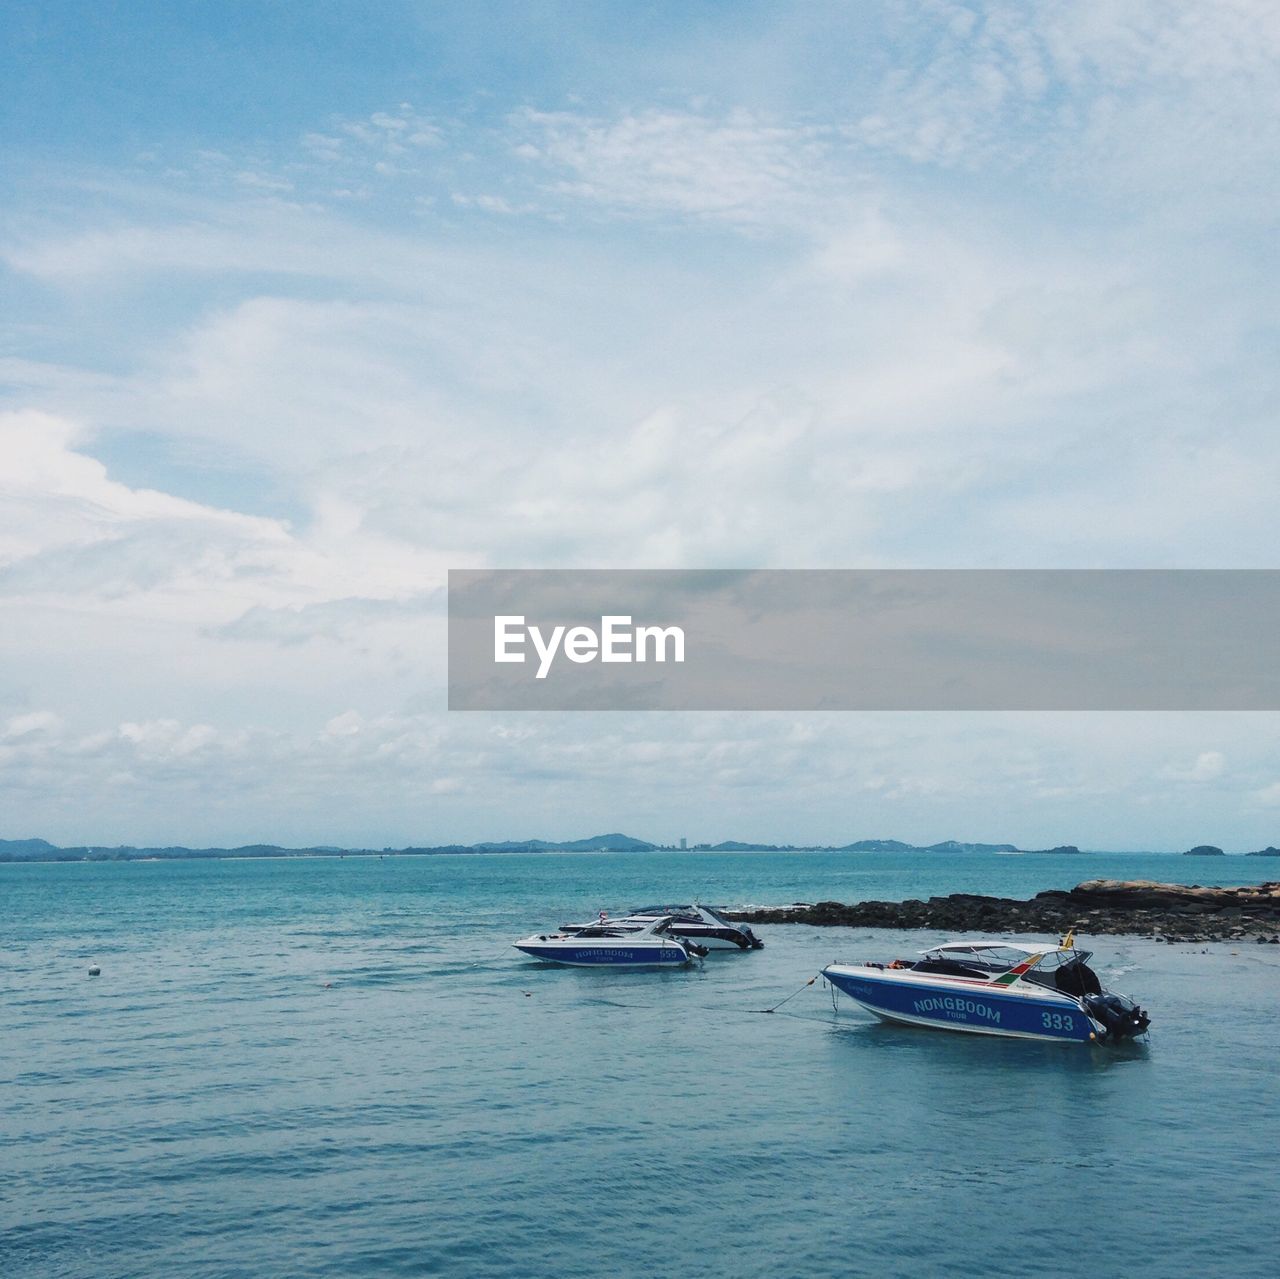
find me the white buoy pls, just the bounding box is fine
[88,964,101,977]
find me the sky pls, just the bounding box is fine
[2,1,1280,850]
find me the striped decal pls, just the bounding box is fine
[988,953,1044,986]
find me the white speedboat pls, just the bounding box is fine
[559,903,763,951]
[513,916,705,967]
[824,939,1150,1043]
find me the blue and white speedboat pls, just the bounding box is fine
[824,939,1150,1043]
[513,916,706,967]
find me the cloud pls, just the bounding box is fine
[1,199,460,285]
[215,593,443,646]
[341,105,444,154]
[511,106,837,227]
[5,9,1280,845]
[118,719,219,759]
[3,710,61,739]
[0,409,292,600]
[851,0,1280,204]
[0,409,450,675]
[1167,751,1227,783]
[2,706,1278,849]
[234,170,294,193]
[449,192,541,216]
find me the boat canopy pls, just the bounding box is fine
[920,940,1094,970]
[631,902,735,923]
[926,940,1069,955]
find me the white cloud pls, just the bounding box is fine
[5,12,1280,844]
[3,710,61,739]
[340,106,444,157]
[852,0,1280,201]
[0,409,291,594]
[512,106,836,227]
[323,710,363,738]
[118,719,219,758]
[234,170,294,193]
[0,406,454,716]
[1168,751,1228,783]
[1,706,1278,849]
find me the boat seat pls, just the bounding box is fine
[1055,961,1102,997]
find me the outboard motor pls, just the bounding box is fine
[1083,992,1151,1041]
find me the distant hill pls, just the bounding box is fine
[840,839,914,852]
[0,838,58,857]
[471,833,658,852]
[0,833,659,861]
[832,839,1079,854]
[1246,846,1280,857]
[922,840,1021,854]
[0,833,1210,862]
[707,837,1081,854]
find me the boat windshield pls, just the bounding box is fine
[698,905,734,926]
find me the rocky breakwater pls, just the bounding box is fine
[727,880,1280,944]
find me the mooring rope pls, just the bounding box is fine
[754,973,822,1013]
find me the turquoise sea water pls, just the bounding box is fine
[4,851,1278,1279]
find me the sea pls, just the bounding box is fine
[3,850,1277,1279]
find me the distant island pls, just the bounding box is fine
[0,834,1265,864]
[689,839,1081,854]
[0,832,658,863]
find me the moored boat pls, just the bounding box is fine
[513,916,706,967]
[559,903,764,951]
[823,939,1149,1043]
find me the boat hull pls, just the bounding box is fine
[514,940,691,967]
[824,965,1094,1043]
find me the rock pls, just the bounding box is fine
[726,879,1280,941]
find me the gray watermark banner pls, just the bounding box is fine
[448,569,1280,710]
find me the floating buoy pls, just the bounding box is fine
[88,965,101,977]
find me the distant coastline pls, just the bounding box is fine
[2,834,1277,864]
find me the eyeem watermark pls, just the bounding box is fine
[449,568,1280,710]
[494,615,685,678]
